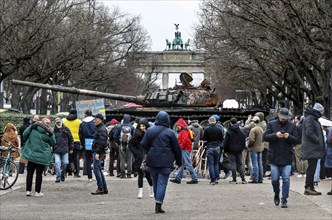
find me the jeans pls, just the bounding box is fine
[206,147,220,182]
[228,153,245,181]
[138,169,153,188]
[270,164,291,204]
[146,166,172,204]
[176,150,197,181]
[54,152,68,180]
[26,161,45,193]
[305,159,318,188]
[73,148,81,175]
[93,153,107,190]
[314,159,321,182]
[249,151,263,182]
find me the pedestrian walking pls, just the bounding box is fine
[223,118,247,184]
[264,108,299,208]
[325,128,332,195]
[170,118,198,184]
[202,116,224,185]
[301,103,325,195]
[22,117,55,197]
[141,111,182,213]
[53,117,73,183]
[129,118,154,199]
[91,114,108,195]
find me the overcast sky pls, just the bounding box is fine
[99,0,200,51]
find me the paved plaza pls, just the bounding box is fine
[1,171,331,220]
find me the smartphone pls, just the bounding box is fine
[280,131,286,134]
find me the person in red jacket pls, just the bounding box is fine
[170,118,198,184]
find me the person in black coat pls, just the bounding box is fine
[129,118,153,199]
[53,117,73,182]
[18,116,31,174]
[91,114,108,195]
[223,118,247,184]
[264,108,299,208]
[301,103,325,195]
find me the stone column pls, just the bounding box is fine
[162,72,169,89]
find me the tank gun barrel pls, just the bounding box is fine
[11,79,143,104]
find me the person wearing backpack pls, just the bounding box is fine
[79,110,96,181]
[170,118,198,184]
[113,114,135,178]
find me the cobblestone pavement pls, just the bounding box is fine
[0,172,331,220]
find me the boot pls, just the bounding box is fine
[138,188,143,199]
[150,186,154,198]
[304,187,322,195]
[155,203,165,214]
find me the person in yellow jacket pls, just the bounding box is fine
[63,109,82,177]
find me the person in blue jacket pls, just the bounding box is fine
[141,111,182,214]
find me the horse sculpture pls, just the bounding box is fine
[166,39,171,50]
[184,39,190,50]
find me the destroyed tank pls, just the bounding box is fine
[11,74,269,127]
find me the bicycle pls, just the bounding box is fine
[0,140,19,190]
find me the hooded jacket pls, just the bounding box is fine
[79,116,95,149]
[301,107,325,160]
[1,123,20,159]
[129,118,150,171]
[63,112,82,142]
[141,111,182,168]
[22,122,55,165]
[189,120,203,150]
[113,114,135,145]
[176,118,193,151]
[223,123,246,154]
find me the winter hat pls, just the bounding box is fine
[23,116,30,123]
[313,103,324,114]
[212,114,220,121]
[94,113,104,121]
[110,119,119,125]
[69,109,77,115]
[208,116,216,124]
[251,116,260,123]
[55,117,62,123]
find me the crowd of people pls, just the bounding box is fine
[1,102,332,213]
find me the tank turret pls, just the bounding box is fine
[11,73,218,108]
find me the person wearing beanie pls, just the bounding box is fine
[202,116,224,185]
[301,103,325,196]
[264,107,299,208]
[170,118,198,184]
[129,118,154,198]
[63,109,82,177]
[79,109,95,181]
[18,116,31,174]
[107,118,120,177]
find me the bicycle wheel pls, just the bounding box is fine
[0,160,19,190]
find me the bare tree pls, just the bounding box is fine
[195,0,331,116]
